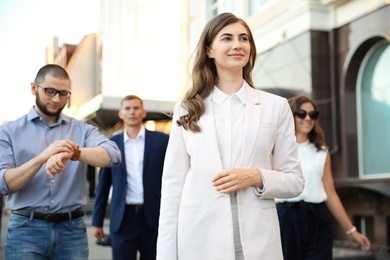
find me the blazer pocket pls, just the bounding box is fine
[260,206,278,221]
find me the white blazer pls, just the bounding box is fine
[157,85,304,260]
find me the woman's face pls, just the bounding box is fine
[295,102,317,135]
[208,22,251,73]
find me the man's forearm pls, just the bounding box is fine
[4,156,45,191]
[78,147,111,167]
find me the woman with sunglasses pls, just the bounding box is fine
[276,95,371,259]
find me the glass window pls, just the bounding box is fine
[248,0,277,16]
[353,215,374,241]
[208,0,233,19]
[358,41,390,177]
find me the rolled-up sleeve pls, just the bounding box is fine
[83,123,121,167]
[98,139,121,167]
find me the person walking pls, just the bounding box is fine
[156,12,304,260]
[92,95,169,260]
[276,95,371,259]
[0,64,121,259]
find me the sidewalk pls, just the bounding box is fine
[0,211,379,260]
[0,213,112,260]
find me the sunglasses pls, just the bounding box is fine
[294,109,319,120]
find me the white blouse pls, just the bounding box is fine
[277,140,327,203]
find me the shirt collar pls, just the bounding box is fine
[27,106,70,125]
[123,125,146,142]
[211,81,247,105]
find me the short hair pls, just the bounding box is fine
[121,95,143,107]
[34,64,70,84]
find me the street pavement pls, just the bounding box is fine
[0,210,379,260]
[0,212,112,260]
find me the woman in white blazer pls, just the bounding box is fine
[157,12,304,260]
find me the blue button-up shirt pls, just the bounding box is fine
[0,107,121,213]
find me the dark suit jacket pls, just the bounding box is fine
[92,129,169,233]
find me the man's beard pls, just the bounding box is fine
[35,94,65,118]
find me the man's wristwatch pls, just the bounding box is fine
[71,146,81,161]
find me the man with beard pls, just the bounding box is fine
[0,64,121,260]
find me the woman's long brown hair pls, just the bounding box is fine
[177,12,257,133]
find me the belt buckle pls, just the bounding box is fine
[134,205,142,213]
[45,214,61,223]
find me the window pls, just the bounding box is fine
[208,0,233,19]
[353,215,374,242]
[357,41,390,177]
[248,0,277,16]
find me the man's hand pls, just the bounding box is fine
[45,152,73,178]
[93,226,105,241]
[44,140,79,178]
[39,140,79,163]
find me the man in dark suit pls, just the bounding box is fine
[92,95,169,260]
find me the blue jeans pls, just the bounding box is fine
[5,213,88,260]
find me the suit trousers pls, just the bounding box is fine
[111,205,158,260]
[277,201,333,260]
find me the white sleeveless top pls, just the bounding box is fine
[276,140,328,203]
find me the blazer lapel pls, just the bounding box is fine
[118,132,127,180]
[240,86,262,167]
[143,129,151,166]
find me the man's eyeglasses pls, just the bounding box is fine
[36,83,71,99]
[294,109,319,120]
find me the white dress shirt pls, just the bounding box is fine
[123,126,145,205]
[212,82,246,259]
[212,84,245,171]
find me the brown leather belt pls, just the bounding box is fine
[11,207,84,223]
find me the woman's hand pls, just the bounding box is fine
[213,168,262,193]
[351,231,371,251]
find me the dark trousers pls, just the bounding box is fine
[111,205,157,260]
[277,201,333,260]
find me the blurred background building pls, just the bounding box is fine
[44,0,389,257]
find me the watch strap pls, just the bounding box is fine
[71,146,81,161]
